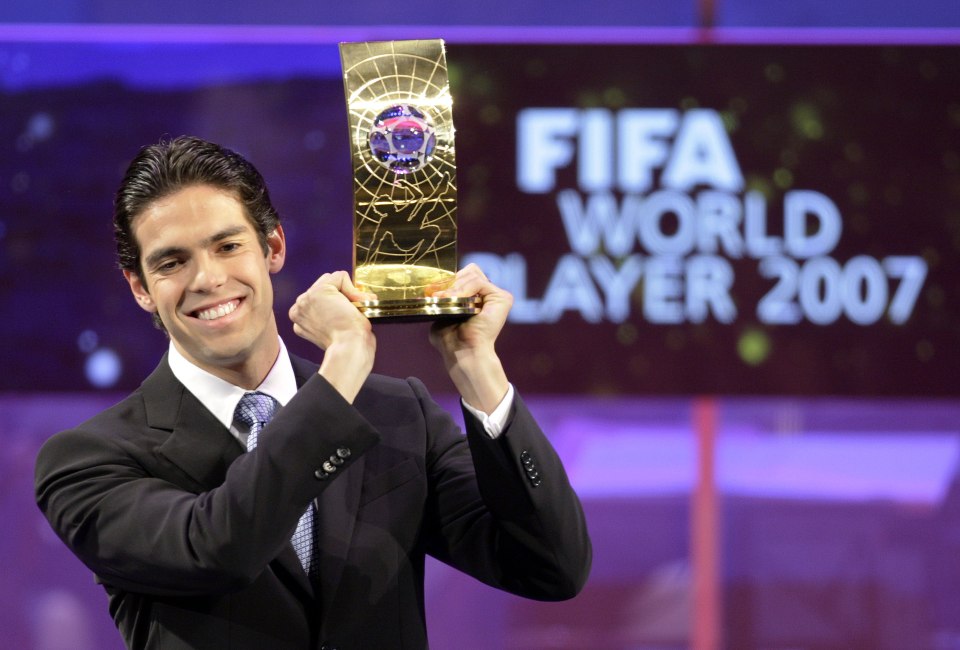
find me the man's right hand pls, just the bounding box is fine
[288,271,376,403]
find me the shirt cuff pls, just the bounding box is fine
[462,384,515,439]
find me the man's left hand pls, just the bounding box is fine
[429,264,512,414]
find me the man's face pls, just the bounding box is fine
[124,185,286,383]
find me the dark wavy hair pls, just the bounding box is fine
[114,136,280,277]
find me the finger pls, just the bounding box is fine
[435,264,490,298]
[310,271,376,302]
[337,273,378,302]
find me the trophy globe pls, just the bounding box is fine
[368,104,437,174]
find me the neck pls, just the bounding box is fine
[173,325,282,390]
[213,348,281,390]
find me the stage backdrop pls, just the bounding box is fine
[2,35,960,650]
[1,40,957,397]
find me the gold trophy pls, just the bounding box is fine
[339,39,480,321]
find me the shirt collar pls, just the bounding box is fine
[167,338,298,432]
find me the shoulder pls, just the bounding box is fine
[365,372,425,396]
[360,372,446,409]
[353,373,449,435]
[289,353,429,403]
[35,360,183,472]
[33,388,155,514]
[288,353,449,433]
[36,389,148,464]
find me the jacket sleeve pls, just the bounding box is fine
[413,378,592,600]
[34,373,380,597]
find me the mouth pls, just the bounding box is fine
[192,298,241,322]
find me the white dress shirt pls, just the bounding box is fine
[167,338,297,447]
[167,338,513,441]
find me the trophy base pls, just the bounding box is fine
[354,296,482,323]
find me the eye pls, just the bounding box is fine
[220,242,241,253]
[155,259,183,274]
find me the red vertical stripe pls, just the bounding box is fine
[699,0,717,28]
[692,397,721,650]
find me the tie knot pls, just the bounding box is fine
[234,392,279,430]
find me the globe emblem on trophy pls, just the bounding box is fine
[368,104,437,174]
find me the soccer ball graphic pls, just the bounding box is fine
[368,104,437,174]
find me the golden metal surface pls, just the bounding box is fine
[340,39,477,320]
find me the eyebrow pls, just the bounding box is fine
[143,225,249,269]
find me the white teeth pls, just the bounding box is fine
[196,301,238,321]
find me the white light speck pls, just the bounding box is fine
[85,348,122,388]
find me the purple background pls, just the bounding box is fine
[1,26,960,650]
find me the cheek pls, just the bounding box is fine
[151,282,184,313]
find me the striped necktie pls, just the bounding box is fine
[235,392,317,577]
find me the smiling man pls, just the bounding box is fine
[34,136,591,649]
[126,185,286,387]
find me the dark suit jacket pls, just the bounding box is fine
[35,355,591,649]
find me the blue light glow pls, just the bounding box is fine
[85,348,122,388]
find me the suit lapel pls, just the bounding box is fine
[144,357,243,492]
[290,355,365,611]
[140,354,369,607]
[142,356,319,602]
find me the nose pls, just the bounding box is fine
[189,252,227,292]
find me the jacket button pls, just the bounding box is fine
[322,461,337,473]
[330,454,345,466]
[314,469,329,480]
[337,447,352,459]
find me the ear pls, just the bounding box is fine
[123,270,158,314]
[265,224,287,274]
